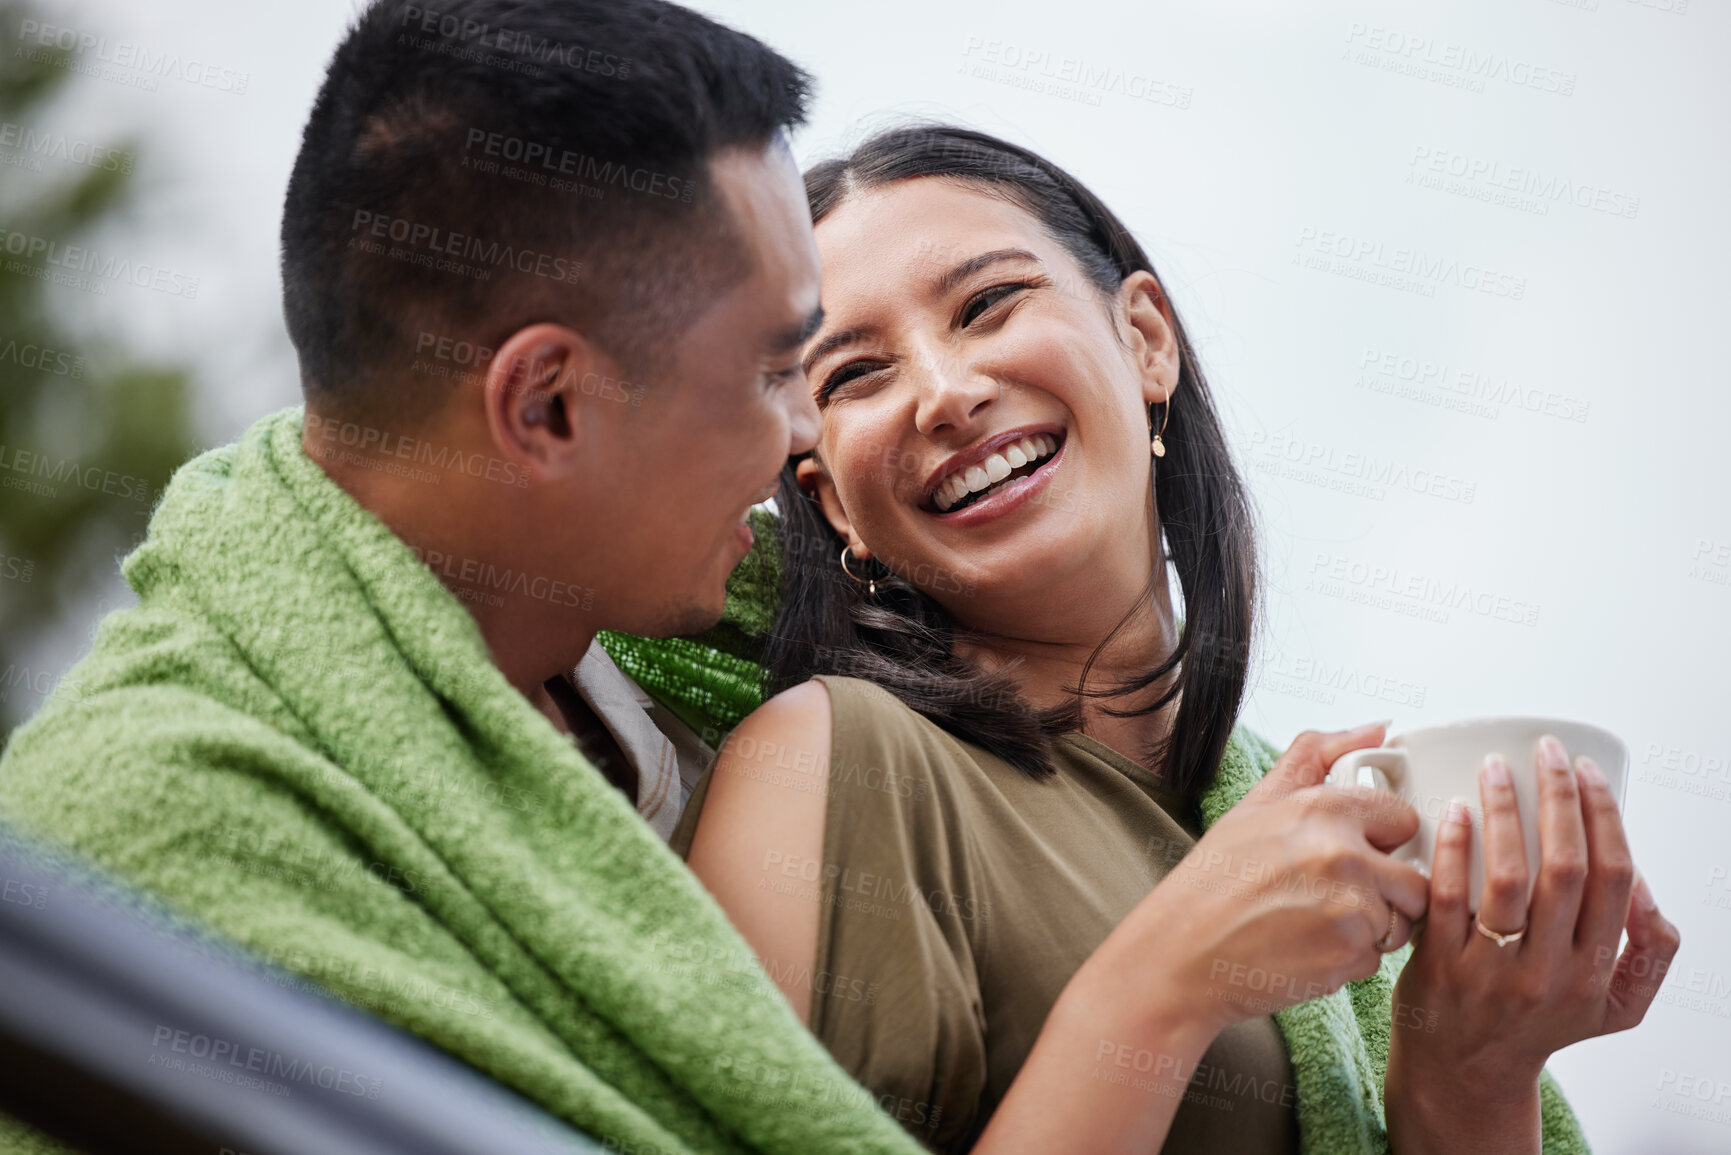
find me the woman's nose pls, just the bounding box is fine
[912,349,997,437]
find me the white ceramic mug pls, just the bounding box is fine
[1325,717,1629,911]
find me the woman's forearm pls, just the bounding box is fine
[969,930,1222,1155]
[1385,1041,1541,1155]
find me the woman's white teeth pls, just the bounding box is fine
[934,433,1058,512]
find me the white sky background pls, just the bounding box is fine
[16,0,1731,1149]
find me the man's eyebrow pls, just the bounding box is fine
[936,247,1042,295]
[772,304,825,354]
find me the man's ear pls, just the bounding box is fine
[1119,270,1182,408]
[793,455,870,558]
[484,322,621,481]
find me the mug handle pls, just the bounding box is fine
[1325,747,1410,795]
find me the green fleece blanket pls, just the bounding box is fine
[0,408,924,1155]
[0,407,1587,1154]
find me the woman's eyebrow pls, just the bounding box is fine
[801,326,867,375]
[801,249,1044,374]
[935,247,1042,295]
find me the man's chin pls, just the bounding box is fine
[631,598,727,642]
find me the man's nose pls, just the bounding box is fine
[786,376,821,457]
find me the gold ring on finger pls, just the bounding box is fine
[1376,905,1401,952]
[1474,915,1526,948]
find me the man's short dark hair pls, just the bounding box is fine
[281,0,812,422]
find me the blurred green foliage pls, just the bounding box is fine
[0,2,198,741]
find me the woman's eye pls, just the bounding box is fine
[818,360,883,399]
[960,282,1028,327]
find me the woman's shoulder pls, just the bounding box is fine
[806,674,983,784]
[668,679,833,861]
[675,675,955,846]
[675,677,945,827]
[804,673,959,739]
[804,672,907,716]
[676,679,834,1022]
[714,674,928,768]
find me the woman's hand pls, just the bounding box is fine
[978,721,1427,1155]
[1096,722,1431,1037]
[1386,735,1682,1155]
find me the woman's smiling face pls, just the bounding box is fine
[798,176,1182,634]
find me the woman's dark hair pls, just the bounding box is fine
[763,124,1258,805]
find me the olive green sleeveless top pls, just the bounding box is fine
[673,674,1299,1154]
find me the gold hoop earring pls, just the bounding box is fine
[839,545,876,597]
[1149,398,1170,458]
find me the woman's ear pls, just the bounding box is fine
[1118,270,1182,408]
[794,455,870,558]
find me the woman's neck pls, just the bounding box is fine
[951,573,1183,773]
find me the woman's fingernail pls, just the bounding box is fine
[1482,753,1511,786]
[1358,718,1393,734]
[1445,799,1468,825]
[1575,756,1606,788]
[1538,735,1569,772]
